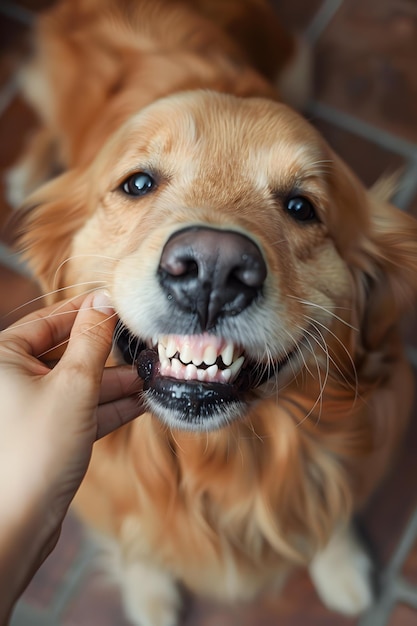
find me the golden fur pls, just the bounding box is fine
[10,0,417,622]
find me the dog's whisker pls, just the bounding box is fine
[36,311,119,359]
[293,328,330,426]
[52,254,120,290]
[288,296,359,332]
[3,281,108,322]
[303,315,360,400]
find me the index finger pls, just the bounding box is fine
[1,294,90,357]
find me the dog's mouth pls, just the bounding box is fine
[115,322,289,430]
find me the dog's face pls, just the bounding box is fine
[19,92,417,430]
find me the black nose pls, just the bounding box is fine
[158,227,267,330]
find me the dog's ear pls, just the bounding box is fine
[324,152,417,351]
[13,168,88,299]
[358,182,417,350]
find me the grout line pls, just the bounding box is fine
[0,78,18,118]
[52,538,99,619]
[308,101,417,161]
[357,586,394,626]
[392,160,417,210]
[407,346,417,370]
[385,506,417,578]
[306,0,344,43]
[0,1,34,25]
[10,602,54,626]
[394,577,417,609]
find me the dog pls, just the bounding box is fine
[8,1,417,624]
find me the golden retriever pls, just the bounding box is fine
[9,0,417,624]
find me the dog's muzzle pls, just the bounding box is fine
[115,227,285,430]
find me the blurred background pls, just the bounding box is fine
[0,0,417,624]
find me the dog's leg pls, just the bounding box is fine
[309,524,374,616]
[5,126,59,208]
[119,560,181,626]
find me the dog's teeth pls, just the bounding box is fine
[159,335,167,349]
[229,356,244,380]
[180,342,192,364]
[206,364,218,379]
[197,368,206,381]
[192,354,203,367]
[221,343,234,366]
[203,345,217,366]
[185,363,198,380]
[160,359,170,376]
[166,337,177,359]
[158,343,167,363]
[171,357,182,375]
[220,368,232,383]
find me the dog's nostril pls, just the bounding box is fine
[158,227,267,329]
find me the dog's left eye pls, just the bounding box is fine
[285,196,317,222]
[121,172,156,196]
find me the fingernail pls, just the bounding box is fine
[91,290,114,315]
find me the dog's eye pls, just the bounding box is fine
[121,172,155,196]
[285,196,316,222]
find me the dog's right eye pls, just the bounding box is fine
[121,172,156,196]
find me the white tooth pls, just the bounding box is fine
[205,364,218,379]
[229,356,244,379]
[220,368,232,383]
[197,368,206,381]
[221,343,234,366]
[171,358,182,376]
[159,335,167,348]
[180,342,192,364]
[158,343,167,363]
[203,344,217,366]
[185,363,197,380]
[166,337,177,359]
[160,359,170,376]
[192,354,203,366]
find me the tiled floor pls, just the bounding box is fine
[1,0,417,624]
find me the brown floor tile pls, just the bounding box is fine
[61,565,132,626]
[184,570,357,626]
[12,0,55,10]
[402,311,417,352]
[312,119,405,187]
[20,513,84,611]
[360,381,417,565]
[271,0,323,32]
[408,194,417,219]
[0,96,38,170]
[388,604,417,626]
[0,13,30,56]
[0,262,42,329]
[315,0,417,143]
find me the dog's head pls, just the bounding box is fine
[17,92,417,430]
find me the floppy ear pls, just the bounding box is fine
[13,168,89,299]
[358,182,417,350]
[324,150,417,351]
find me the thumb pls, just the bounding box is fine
[57,291,117,385]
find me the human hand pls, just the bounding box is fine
[0,291,142,621]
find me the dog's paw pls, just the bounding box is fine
[309,525,374,616]
[121,561,181,626]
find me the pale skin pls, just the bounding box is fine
[0,291,143,623]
